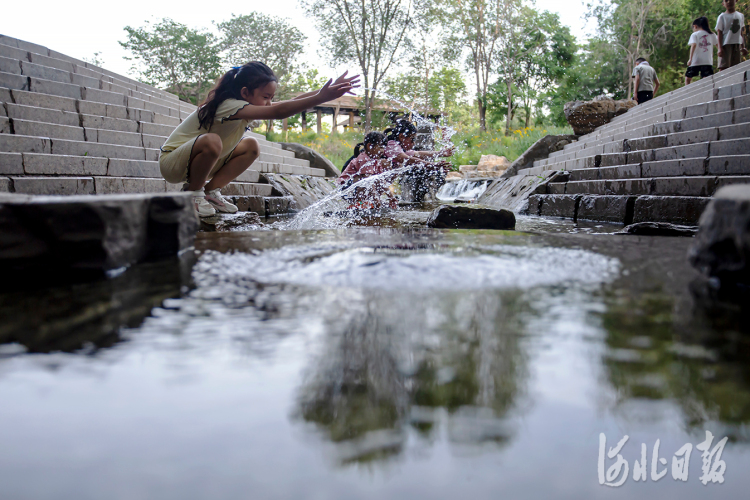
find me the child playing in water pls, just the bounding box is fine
[337,132,399,209]
[686,17,719,84]
[159,63,359,216]
[716,0,748,71]
[384,119,453,202]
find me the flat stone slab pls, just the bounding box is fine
[199,212,263,232]
[426,205,515,230]
[615,222,698,237]
[0,192,197,281]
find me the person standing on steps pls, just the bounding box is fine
[159,62,359,217]
[632,58,660,105]
[716,0,748,71]
[686,17,719,85]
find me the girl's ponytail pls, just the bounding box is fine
[352,142,365,157]
[198,62,277,130]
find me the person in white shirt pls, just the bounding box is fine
[686,16,719,84]
[716,0,748,70]
[632,58,660,104]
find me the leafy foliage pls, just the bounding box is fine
[120,19,222,104]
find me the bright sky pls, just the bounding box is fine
[1,0,594,88]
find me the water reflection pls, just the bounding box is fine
[295,290,530,463]
[598,285,750,442]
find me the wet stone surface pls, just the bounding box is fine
[1,207,750,499]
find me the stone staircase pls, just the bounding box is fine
[0,34,324,203]
[525,60,750,225]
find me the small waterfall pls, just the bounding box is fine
[436,179,490,202]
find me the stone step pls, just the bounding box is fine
[220,182,274,197]
[555,175,750,197]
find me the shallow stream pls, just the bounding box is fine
[1,206,748,499]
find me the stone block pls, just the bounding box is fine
[566,180,607,195]
[93,177,146,194]
[667,127,719,147]
[47,50,85,66]
[140,122,174,136]
[265,196,294,216]
[715,176,750,189]
[142,134,165,149]
[0,88,11,104]
[27,52,76,73]
[653,121,681,135]
[77,99,107,117]
[0,153,24,175]
[718,123,750,140]
[548,182,566,194]
[11,176,94,195]
[680,111,734,132]
[145,149,160,162]
[717,82,746,100]
[627,150,654,164]
[107,159,160,178]
[128,108,154,123]
[577,195,633,223]
[539,194,580,218]
[651,176,717,196]
[654,142,709,161]
[733,93,750,111]
[0,56,22,74]
[70,73,101,88]
[19,61,70,83]
[51,139,146,161]
[707,155,750,175]
[707,98,734,115]
[81,87,126,106]
[599,152,627,167]
[13,119,85,141]
[0,178,10,192]
[227,195,265,215]
[600,164,641,179]
[0,134,51,154]
[127,96,146,110]
[0,192,197,275]
[29,77,80,99]
[143,101,170,116]
[0,44,30,62]
[11,89,77,112]
[7,103,80,127]
[222,182,274,197]
[711,138,750,156]
[234,169,261,183]
[605,178,651,195]
[0,116,9,133]
[105,104,129,120]
[0,71,29,91]
[80,114,139,134]
[71,65,102,79]
[426,205,515,229]
[570,168,599,181]
[90,128,143,147]
[642,158,706,177]
[633,195,710,225]
[733,107,750,124]
[1,36,49,55]
[626,135,667,151]
[309,168,325,177]
[153,113,180,126]
[23,153,107,175]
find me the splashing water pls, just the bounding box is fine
[436,179,491,202]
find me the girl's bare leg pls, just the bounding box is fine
[685,77,692,85]
[186,133,223,191]
[204,138,260,191]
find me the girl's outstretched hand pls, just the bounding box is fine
[318,78,357,101]
[333,71,361,94]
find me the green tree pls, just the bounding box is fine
[303,0,413,131]
[120,18,222,104]
[215,13,306,98]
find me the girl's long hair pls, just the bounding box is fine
[693,16,712,34]
[342,132,386,171]
[197,62,277,130]
[384,119,418,143]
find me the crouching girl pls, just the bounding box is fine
[159,63,359,216]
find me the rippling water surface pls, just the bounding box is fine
[1,215,748,499]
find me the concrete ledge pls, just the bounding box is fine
[0,192,198,278]
[633,195,711,225]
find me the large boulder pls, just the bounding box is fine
[688,185,750,286]
[426,205,515,230]
[564,95,636,136]
[279,142,340,178]
[502,134,578,178]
